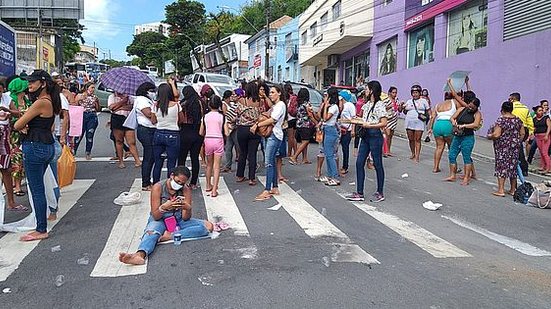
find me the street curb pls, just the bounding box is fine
[393,132,550,180]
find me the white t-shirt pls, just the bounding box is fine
[54,93,70,136]
[325,104,340,126]
[340,101,356,131]
[134,96,155,128]
[0,93,11,125]
[271,101,286,140]
[154,103,181,131]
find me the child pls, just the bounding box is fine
[201,96,225,197]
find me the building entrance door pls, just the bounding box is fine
[323,69,336,87]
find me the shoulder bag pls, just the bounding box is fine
[413,99,430,123]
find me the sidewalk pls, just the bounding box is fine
[394,118,549,178]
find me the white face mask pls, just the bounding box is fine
[170,179,183,191]
[147,91,156,101]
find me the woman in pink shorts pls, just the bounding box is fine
[201,96,226,197]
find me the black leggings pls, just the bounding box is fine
[236,126,261,180]
[178,125,203,185]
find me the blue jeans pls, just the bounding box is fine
[137,125,156,187]
[74,112,98,154]
[48,138,62,214]
[323,125,339,179]
[153,130,180,184]
[449,135,475,165]
[356,129,385,195]
[264,134,282,191]
[340,130,352,170]
[137,214,208,256]
[22,141,55,233]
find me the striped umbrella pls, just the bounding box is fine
[99,67,154,96]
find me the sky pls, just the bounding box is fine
[81,0,249,61]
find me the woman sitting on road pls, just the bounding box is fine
[254,85,287,201]
[427,92,458,173]
[445,97,482,185]
[487,101,524,197]
[108,92,142,168]
[402,84,430,163]
[119,166,213,265]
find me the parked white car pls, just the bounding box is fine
[191,72,237,97]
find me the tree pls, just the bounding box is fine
[99,59,126,68]
[164,0,206,73]
[126,31,168,70]
[206,12,236,74]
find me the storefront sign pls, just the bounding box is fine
[0,21,16,77]
[405,0,466,30]
[313,34,323,46]
[253,54,262,68]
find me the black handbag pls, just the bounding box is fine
[413,99,430,123]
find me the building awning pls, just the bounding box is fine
[300,35,371,66]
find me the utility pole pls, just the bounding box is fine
[37,6,43,70]
[264,0,271,81]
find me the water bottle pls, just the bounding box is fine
[173,226,182,246]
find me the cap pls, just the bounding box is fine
[26,70,52,82]
[51,72,60,78]
[338,90,352,102]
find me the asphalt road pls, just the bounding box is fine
[1,113,550,308]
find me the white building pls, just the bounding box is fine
[190,34,251,80]
[299,0,375,88]
[134,22,170,37]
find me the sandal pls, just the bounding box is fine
[288,158,298,165]
[254,192,272,201]
[14,190,26,196]
[325,179,340,186]
[20,232,48,242]
[236,177,248,183]
[211,191,219,198]
[206,187,213,192]
[302,160,312,164]
[249,179,257,186]
[7,204,28,212]
[279,177,289,183]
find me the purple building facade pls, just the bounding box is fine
[338,0,551,133]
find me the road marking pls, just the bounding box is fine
[0,180,95,282]
[198,177,250,237]
[198,177,255,259]
[259,177,379,265]
[90,179,150,277]
[442,215,551,257]
[343,195,470,258]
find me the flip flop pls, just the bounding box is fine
[20,233,48,242]
[288,159,298,165]
[14,191,26,196]
[254,194,272,201]
[7,204,28,212]
[302,161,312,164]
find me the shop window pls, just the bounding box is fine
[407,23,434,68]
[378,37,397,76]
[344,59,353,86]
[447,0,488,56]
[332,1,341,21]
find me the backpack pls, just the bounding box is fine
[288,95,298,117]
[513,182,534,204]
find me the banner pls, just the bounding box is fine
[0,21,16,77]
[405,0,467,30]
[408,24,435,68]
[378,37,397,76]
[447,0,488,56]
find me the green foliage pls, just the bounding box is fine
[99,58,126,68]
[62,35,80,62]
[126,31,168,69]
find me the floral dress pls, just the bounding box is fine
[10,98,31,179]
[491,116,522,178]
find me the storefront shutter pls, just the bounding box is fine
[503,0,551,41]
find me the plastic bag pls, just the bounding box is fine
[57,145,76,188]
[123,106,138,130]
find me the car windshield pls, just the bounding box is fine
[206,75,233,84]
[213,85,235,96]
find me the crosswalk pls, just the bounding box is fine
[1,176,550,282]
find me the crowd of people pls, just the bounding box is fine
[3,68,547,263]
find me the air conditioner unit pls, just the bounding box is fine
[328,54,340,66]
